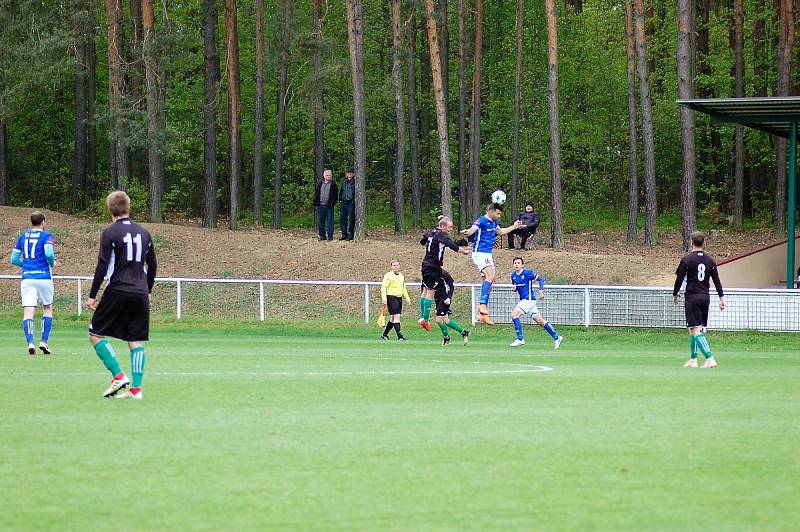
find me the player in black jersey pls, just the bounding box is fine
[87,191,157,399]
[418,216,470,331]
[673,231,726,368]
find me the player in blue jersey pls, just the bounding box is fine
[9,211,56,355]
[509,257,563,348]
[460,203,522,326]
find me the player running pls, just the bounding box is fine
[9,211,56,355]
[509,257,563,348]
[419,216,471,332]
[460,203,522,326]
[673,231,726,368]
[434,269,470,346]
[87,191,157,399]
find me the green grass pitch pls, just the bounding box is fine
[1,319,798,530]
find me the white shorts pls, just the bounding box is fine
[471,252,495,272]
[514,299,540,316]
[21,279,54,307]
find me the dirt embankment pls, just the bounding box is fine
[0,207,778,287]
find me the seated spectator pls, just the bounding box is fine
[507,202,539,250]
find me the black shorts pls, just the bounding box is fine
[386,295,403,315]
[421,264,442,290]
[89,287,150,342]
[435,298,452,317]
[684,294,710,328]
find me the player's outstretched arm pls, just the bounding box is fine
[460,224,478,237]
[496,220,523,236]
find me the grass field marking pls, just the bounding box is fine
[0,365,554,377]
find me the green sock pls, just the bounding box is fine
[438,321,449,336]
[446,319,464,333]
[130,346,146,388]
[94,339,122,376]
[419,297,429,320]
[689,335,698,359]
[422,298,432,321]
[695,333,712,358]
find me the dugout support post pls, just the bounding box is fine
[787,120,797,289]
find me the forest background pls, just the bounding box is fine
[0,0,797,247]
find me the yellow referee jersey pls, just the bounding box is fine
[381,271,411,303]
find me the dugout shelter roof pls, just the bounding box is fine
[677,97,800,140]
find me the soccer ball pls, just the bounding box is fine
[491,190,507,205]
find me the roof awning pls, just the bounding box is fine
[677,97,800,140]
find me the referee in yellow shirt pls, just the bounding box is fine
[381,260,412,340]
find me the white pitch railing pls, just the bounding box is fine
[1,275,799,331]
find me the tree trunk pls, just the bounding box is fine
[438,0,449,119]
[420,11,432,210]
[143,0,163,222]
[545,0,563,249]
[774,0,794,236]
[391,0,406,234]
[72,8,88,210]
[87,0,97,183]
[510,0,523,218]
[424,0,453,219]
[0,83,6,206]
[733,0,745,230]
[407,9,421,229]
[273,0,293,229]
[253,0,265,227]
[345,0,368,240]
[129,0,144,107]
[624,0,639,242]
[677,0,696,251]
[312,0,325,197]
[225,0,242,230]
[457,0,467,228]
[633,0,658,246]
[202,0,219,228]
[468,0,484,219]
[104,0,130,190]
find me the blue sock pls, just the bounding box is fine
[543,321,559,340]
[512,318,524,340]
[22,319,34,344]
[480,281,492,305]
[41,317,53,341]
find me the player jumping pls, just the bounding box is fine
[673,231,726,368]
[419,216,471,332]
[434,269,470,346]
[509,257,562,348]
[460,203,522,326]
[9,211,56,355]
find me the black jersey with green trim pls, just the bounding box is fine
[420,228,460,268]
[673,250,723,298]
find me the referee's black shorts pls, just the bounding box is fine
[89,287,150,342]
[386,295,403,315]
[684,294,710,328]
[421,264,442,290]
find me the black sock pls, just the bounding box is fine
[383,321,395,337]
[393,322,402,338]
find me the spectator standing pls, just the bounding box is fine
[313,169,338,241]
[339,166,356,240]
[507,202,540,250]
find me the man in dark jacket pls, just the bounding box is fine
[339,166,356,240]
[313,169,338,241]
[507,202,540,250]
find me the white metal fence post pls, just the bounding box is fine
[259,282,265,322]
[470,285,476,325]
[176,280,182,320]
[364,284,370,324]
[583,287,591,327]
[77,278,82,316]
